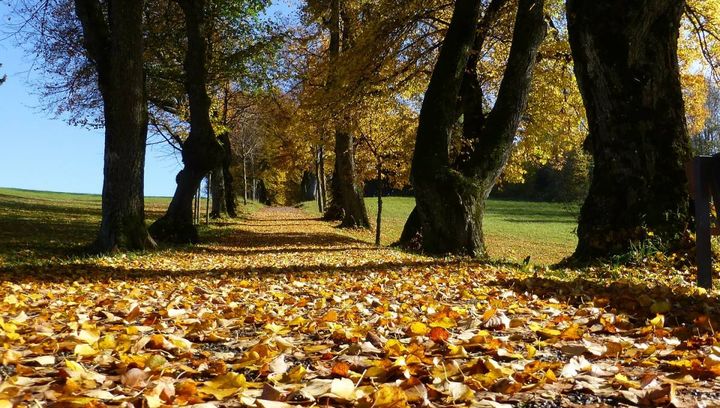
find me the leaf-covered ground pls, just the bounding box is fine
[1,205,720,407]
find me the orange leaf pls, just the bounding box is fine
[429,327,449,342]
[323,310,339,322]
[331,362,350,377]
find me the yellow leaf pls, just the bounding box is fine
[536,328,562,339]
[74,344,98,357]
[384,339,407,357]
[78,328,100,344]
[3,294,18,305]
[649,314,665,328]
[303,344,331,353]
[407,322,429,336]
[373,385,409,408]
[98,335,117,350]
[614,373,641,389]
[288,316,307,326]
[283,365,306,383]
[447,345,468,358]
[429,317,456,329]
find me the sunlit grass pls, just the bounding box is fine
[302,196,578,265]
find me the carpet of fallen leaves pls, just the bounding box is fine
[2,206,720,407]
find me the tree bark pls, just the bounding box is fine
[315,147,325,213]
[567,0,692,259]
[318,145,327,210]
[406,0,546,256]
[74,0,155,252]
[320,0,370,228]
[335,128,371,228]
[218,131,237,217]
[242,154,248,205]
[149,0,223,243]
[210,166,226,218]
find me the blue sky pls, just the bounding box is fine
[0,1,295,196]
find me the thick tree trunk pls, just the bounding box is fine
[567,0,691,259]
[407,0,546,256]
[149,0,223,243]
[407,0,483,254]
[210,166,226,218]
[74,0,154,252]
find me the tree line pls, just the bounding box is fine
[8,0,720,262]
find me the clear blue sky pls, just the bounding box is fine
[0,1,294,197]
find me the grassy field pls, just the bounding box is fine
[302,196,579,265]
[0,187,577,266]
[0,187,262,265]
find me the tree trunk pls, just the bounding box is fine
[74,0,155,253]
[315,147,325,213]
[319,145,327,210]
[210,166,226,218]
[407,0,546,255]
[323,160,345,220]
[218,131,237,217]
[149,0,223,243]
[335,128,370,228]
[242,154,248,205]
[567,0,692,259]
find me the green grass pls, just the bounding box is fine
[302,196,578,265]
[0,187,262,266]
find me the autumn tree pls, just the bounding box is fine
[149,0,225,243]
[73,0,155,252]
[566,0,693,259]
[400,0,546,255]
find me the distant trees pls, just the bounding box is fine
[692,82,720,155]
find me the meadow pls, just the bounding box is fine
[302,196,579,264]
[0,188,577,265]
